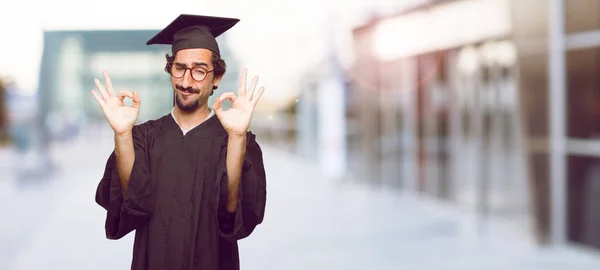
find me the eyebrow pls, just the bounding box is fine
[192,62,209,68]
[174,62,210,68]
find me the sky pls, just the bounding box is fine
[0,0,423,111]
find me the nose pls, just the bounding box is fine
[180,69,194,87]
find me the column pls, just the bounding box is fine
[548,0,567,245]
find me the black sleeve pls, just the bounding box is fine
[217,131,267,241]
[95,124,154,240]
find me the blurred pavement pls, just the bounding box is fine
[1,127,600,269]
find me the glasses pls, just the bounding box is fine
[169,64,214,82]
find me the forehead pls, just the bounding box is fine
[174,48,213,64]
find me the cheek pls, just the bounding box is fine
[196,82,212,92]
[171,78,181,87]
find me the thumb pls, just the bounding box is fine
[132,91,142,109]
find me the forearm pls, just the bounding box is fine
[114,131,135,197]
[225,134,247,212]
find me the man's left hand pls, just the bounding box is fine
[213,68,265,136]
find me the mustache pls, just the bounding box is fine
[176,85,200,94]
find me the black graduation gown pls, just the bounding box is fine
[95,113,267,270]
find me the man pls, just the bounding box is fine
[91,14,267,270]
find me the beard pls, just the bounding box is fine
[175,93,201,112]
[174,85,201,112]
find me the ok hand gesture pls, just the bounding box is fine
[213,68,265,136]
[91,70,141,135]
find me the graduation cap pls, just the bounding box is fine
[146,14,240,57]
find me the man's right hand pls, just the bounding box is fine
[91,70,141,135]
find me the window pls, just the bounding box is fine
[567,155,600,249]
[566,0,600,34]
[566,47,600,139]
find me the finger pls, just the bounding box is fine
[238,68,247,97]
[212,94,223,117]
[247,75,259,101]
[251,87,265,107]
[219,92,238,103]
[94,78,109,102]
[90,90,105,108]
[103,70,115,97]
[132,91,142,109]
[117,90,133,101]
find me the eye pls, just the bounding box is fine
[193,68,207,75]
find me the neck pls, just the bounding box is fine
[172,104,211,130]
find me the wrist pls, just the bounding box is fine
[114,130,133,140]
[227,132,247,140]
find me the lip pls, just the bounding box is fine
[179,90,199,96]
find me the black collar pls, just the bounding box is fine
[160,113,227,138]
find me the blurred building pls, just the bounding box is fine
[0,78,8,144]
[341,0,600,252]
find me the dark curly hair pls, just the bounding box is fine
[164,51,227,93]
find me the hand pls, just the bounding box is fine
[91,70,141,135]
[213,68,265,136]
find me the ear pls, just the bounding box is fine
[212,75,223,89]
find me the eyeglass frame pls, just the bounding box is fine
[168,62,215,82]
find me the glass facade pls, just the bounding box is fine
[351,17,531,225]
[565,0,600,251]
[348,0,600,249]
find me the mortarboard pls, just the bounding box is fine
[146,14,240,57]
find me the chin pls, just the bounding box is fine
[175,96,201,112]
